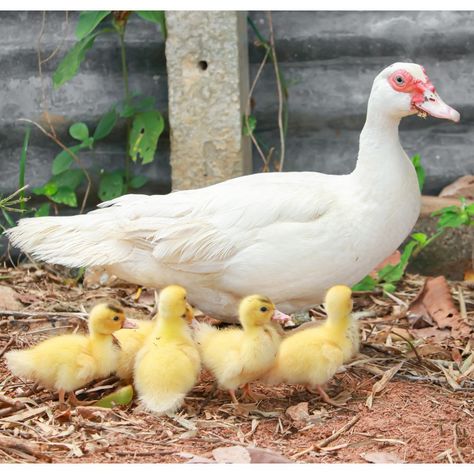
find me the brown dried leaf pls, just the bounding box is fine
[405,343,451,360]
[409,327,451,343]
[439,175,474,200]
[0,285,23,311]
[76,406,119,422]
[212,446,251,463]
[408,276,472,340]
[247,447,293,463]
[360,451,405,463]
[285,401,309,421]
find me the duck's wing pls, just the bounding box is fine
[118,174,335,274]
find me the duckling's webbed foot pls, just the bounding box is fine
[228,389,240,405]
[307,384,344,407]
[241,383,265,402]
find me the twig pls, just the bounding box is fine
[316,413,361,448]
[0,310,88,320]
[245,48,271,170]
[0,336,15,358]
[16,118,92,213]
[0,434,52,462]
[266,12,285,171]
[452,424,466,463]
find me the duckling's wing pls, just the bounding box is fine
[75,353,97,382]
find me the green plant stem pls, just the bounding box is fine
[19,126,31,210]
[117,27,131,190]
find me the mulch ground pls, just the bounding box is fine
[0,264,473,464]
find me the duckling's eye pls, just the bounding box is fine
[113,316,120,321]
[181,313,186,318]
[260,306,268,313]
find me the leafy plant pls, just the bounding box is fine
[35,11,166,215]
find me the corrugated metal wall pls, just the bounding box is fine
[1,11,473,204]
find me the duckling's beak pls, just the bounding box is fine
[185,303,194,323]
[121,318,138,329]
[272,309,292,323]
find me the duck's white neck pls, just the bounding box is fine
[353,105,405,178]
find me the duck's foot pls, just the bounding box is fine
[241,383,265,402]
[307,384,345,407]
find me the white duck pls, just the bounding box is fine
[7,63,459,322]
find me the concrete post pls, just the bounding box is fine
[165,11,252,190]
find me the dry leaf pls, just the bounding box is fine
[409,327,451,343]
[212,446,251,463]
[406,343,451,360]
[360,451,405,463]
[439,175,474,199]
[366,362,403,409]
[246,447,293,463]
[408,276,472,340]
[286,402,309,421]
[76,406,119,422]
[181,452,216,463]
[0,285,23,311]
[464,269,474,282]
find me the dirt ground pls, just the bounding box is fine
[0,264,473,464]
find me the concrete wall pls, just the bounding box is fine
[1,11,473,203]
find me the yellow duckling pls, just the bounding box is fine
[195,294,282,404]
[5,303,136,405]
[265,285,357,406]
[134,285,200,415]
[114,303,194,382]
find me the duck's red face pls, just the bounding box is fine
[388,68,460,122]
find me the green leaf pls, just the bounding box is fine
[94,109,118,140]
[129,175,148,189]
[76,11,111,40]
[69,122,89,141]
[33,182,58,197]
[243,115,257,136]
[431,205,459,217]
[52,145,81,175]
[49,187,77,207]
[410,232,428,245]
[411,154,425,192]
[1,209,15,228]
[53,34,98,89]
[382,283,397,294]
[34,203,51,217]
[94,385,134,408]
[52,169,85,191]
[135,11,167,38]
[116,95,156,118]
[99,171,126,202]
[437,212,466,229]
[352,275,377,292]
[465,203,474,216]
[378,241,417,284]
[129,110,164,164]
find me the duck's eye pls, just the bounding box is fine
[395,75,404,85]
[260,306,268,312]
[181,313,187,318]
[113,316,120,321]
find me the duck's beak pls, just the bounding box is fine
[272,309,292,324]
[412,88,460,123]
[121,318,137,329]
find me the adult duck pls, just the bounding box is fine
[8,63,460,322]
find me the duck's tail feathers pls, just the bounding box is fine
[5,214,132,268]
